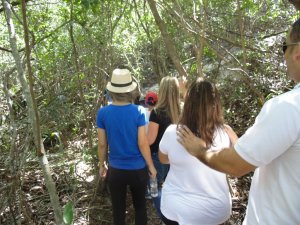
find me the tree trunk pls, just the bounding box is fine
[1,69,27,224]
[236,0,264,105]
[69,0,93,149]
[194,0,207,77]
[289,0,300,10]
[3,0,64,224]
[1,68,17,170]
[147,0,188,78]
[20,0,64,223]
[237,0,247,71]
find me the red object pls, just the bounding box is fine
[145,92,158,106]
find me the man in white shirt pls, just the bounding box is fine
[177,18,300,225]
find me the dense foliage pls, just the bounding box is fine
[0,0,299,224]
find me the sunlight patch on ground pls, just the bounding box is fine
[75,161,95,183]
[72,140,85,149]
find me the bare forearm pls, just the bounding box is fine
[98,145,107,164]
[199,148,239,176]
[197,147,256,177]
[97,129,108,165]
[98,143,108,178]
[177,125,255,177]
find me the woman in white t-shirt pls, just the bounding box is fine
[159,78,238,225]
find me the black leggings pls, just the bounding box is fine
[107,166,148,225]
[161,213,179,225]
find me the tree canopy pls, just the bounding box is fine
[0,0,299,224]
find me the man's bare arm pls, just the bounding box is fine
[177,125,256,177]
[200,147,256,177]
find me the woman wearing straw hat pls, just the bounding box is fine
[96,68,157,225]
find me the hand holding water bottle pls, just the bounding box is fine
[150,177,158,197]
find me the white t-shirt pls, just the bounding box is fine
[159,124,232,225]
[235,84,300,225]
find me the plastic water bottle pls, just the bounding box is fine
[150,177,158,197]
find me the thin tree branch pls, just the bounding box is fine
[0,0,29,12]
[0,46,12,52]
[0,21,71,53]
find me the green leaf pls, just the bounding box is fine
[63,202,74,225]
[79,73,85,80]
[69,164,75,175]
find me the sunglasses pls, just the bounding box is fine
[282,41,300,54]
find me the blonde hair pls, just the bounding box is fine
[156,76,181,123]
[109,91,133,103]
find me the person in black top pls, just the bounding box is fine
[147,76,181,217]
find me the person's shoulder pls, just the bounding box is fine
[165,124,177,133]
[223,124,233,132]
[154,107,168,117]
[268,88,300,106]
[287,86,300,98]
[137,104,146,109]
[260,89,300,118]
[97,105,111,119]
[136,104,147,112]
[130,104,147,115]
[150,107,158,115]
[162,124,178,140]
[98,105,109,112]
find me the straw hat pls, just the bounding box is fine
[106,69,137,93]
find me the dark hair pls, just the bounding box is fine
[179,78,224,147]
[290,18,300,42]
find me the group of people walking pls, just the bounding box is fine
[96,17,300,225]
